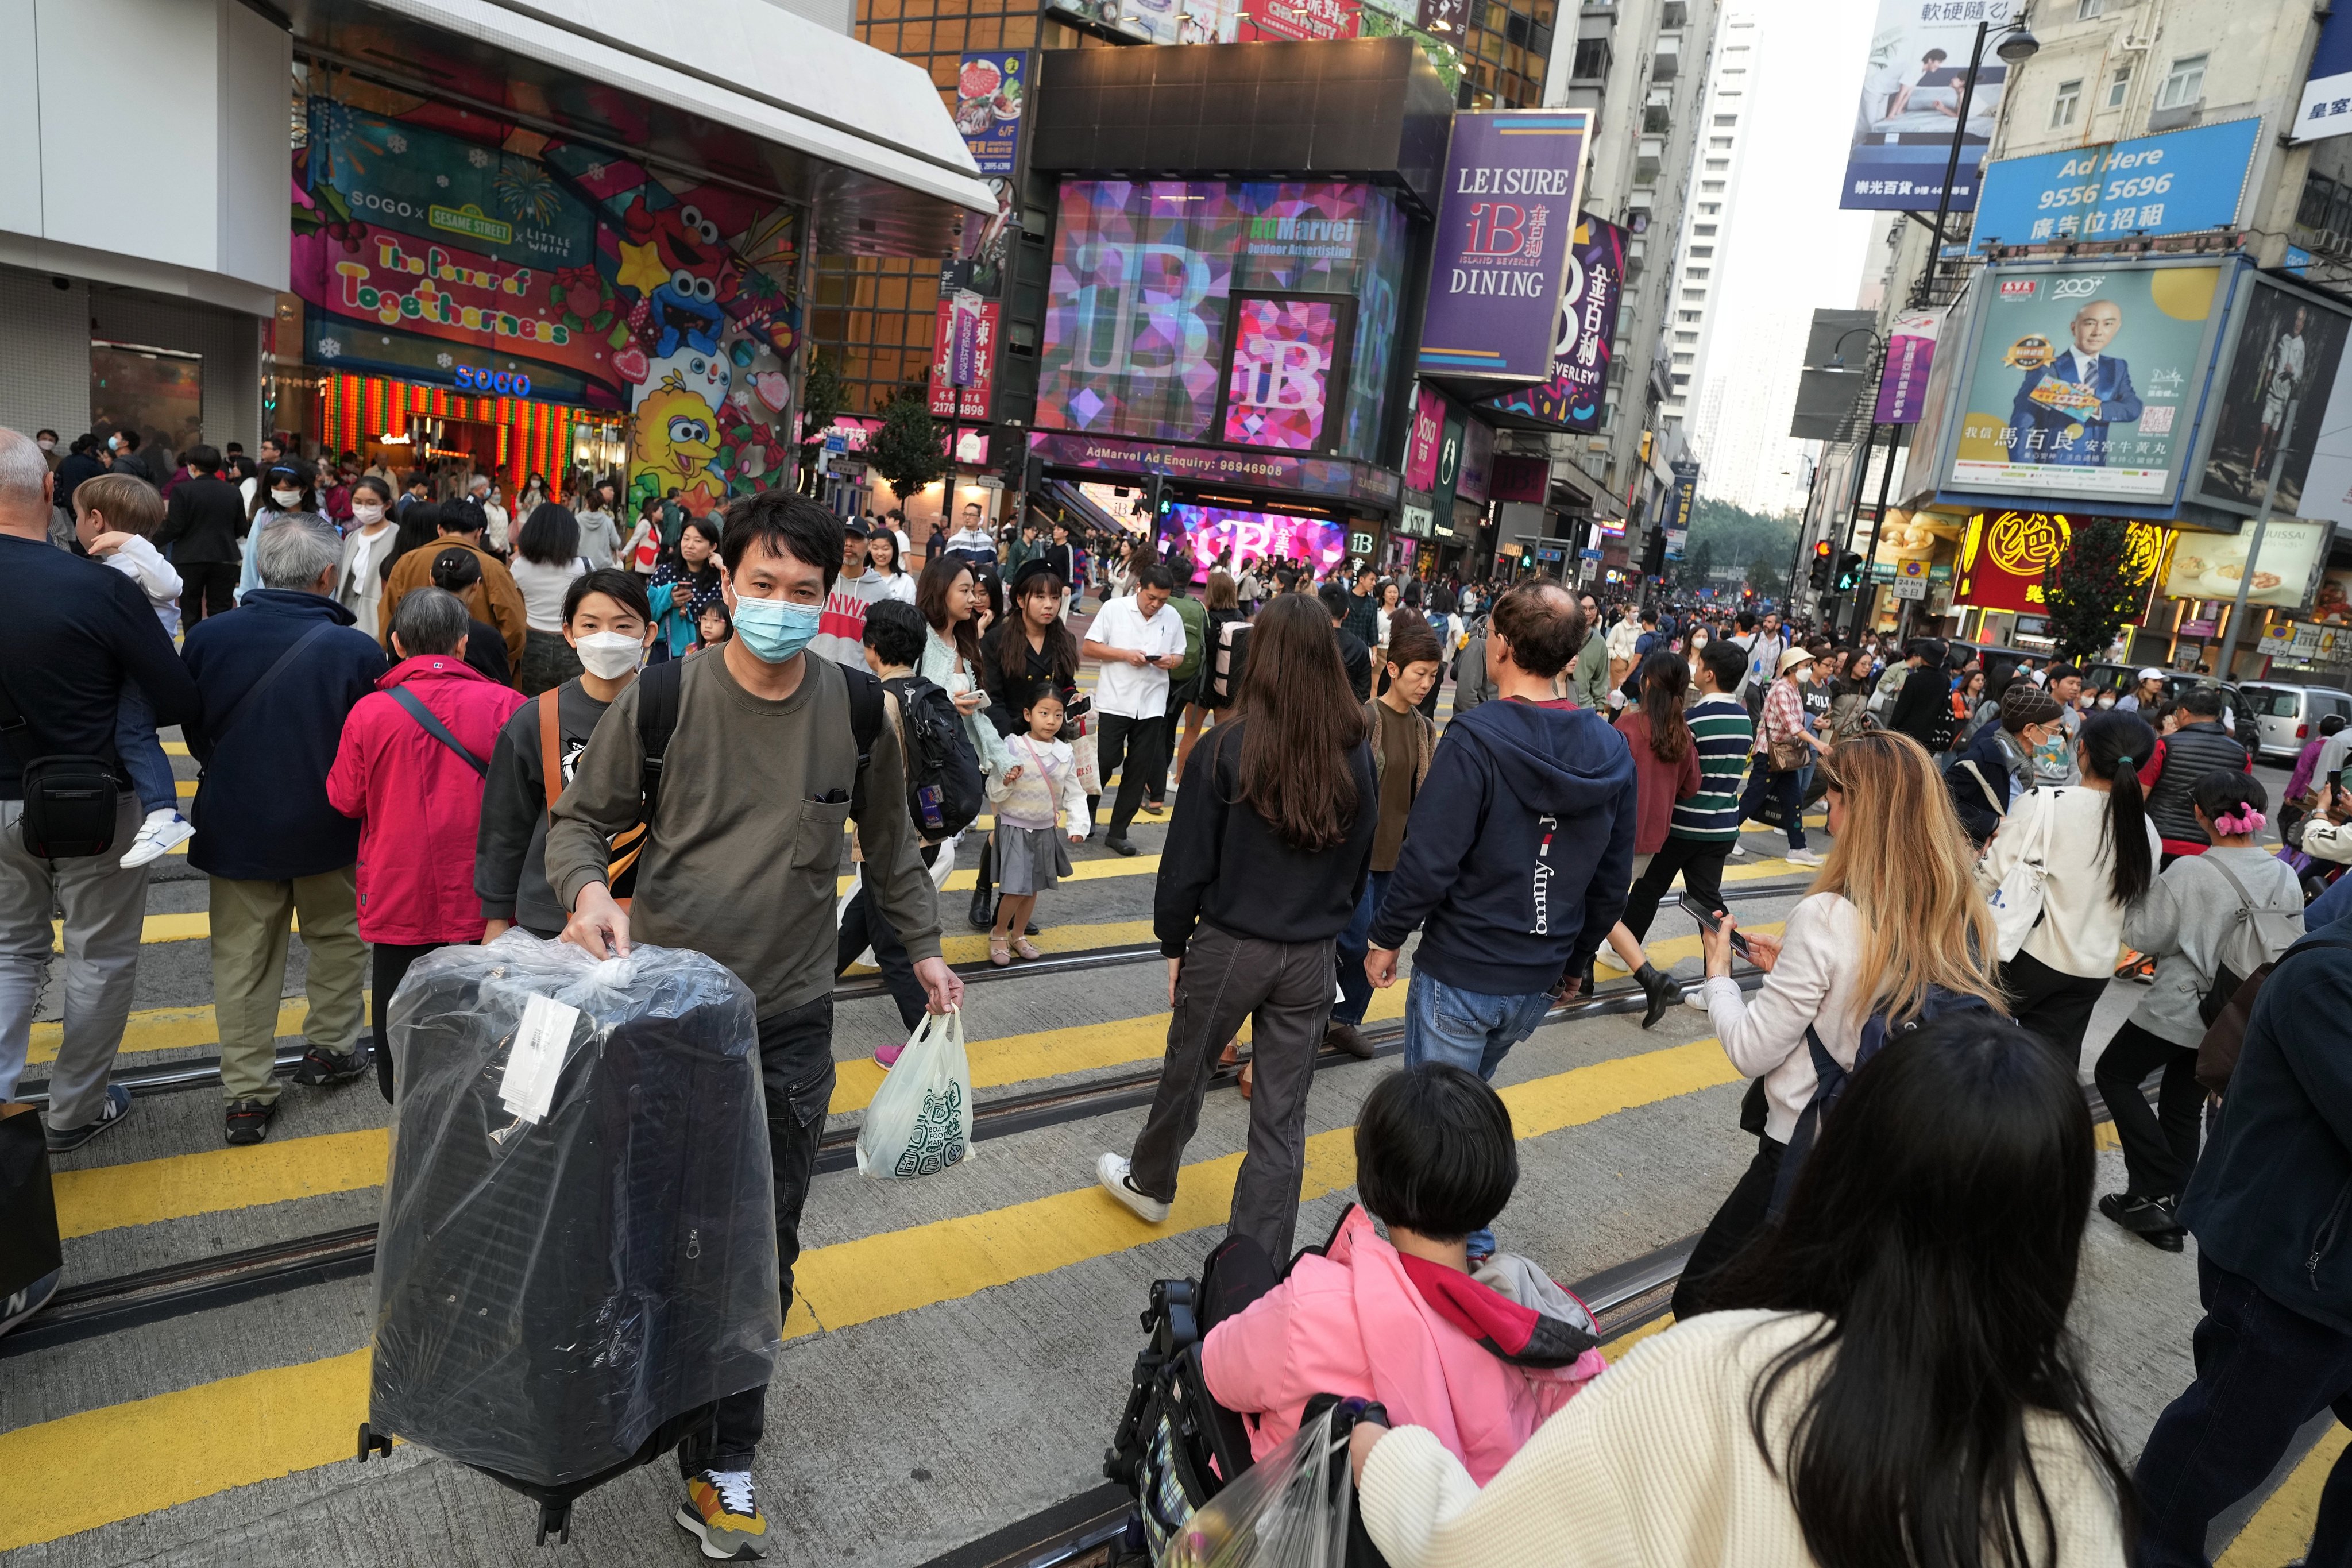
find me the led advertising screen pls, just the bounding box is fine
[1937,260,2231,504]
[1037,180,1411,462]
[1164,504,1350,579]
[1843,0,2017,211]
[2163,520,2335,612]
[1219,295,1352,452]
[2195,275,2352,521]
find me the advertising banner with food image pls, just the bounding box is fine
[2161,519,2336,612]
[955,53,1027,176]
[1941,260,2231,504]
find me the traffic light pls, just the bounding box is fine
[1832,551,1865,593]
[1809,540,1833,592]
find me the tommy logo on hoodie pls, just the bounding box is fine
[1531,814,1558,933]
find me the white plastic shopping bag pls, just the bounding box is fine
[855,1007,976,1179]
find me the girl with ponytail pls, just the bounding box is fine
[1975,710,2162,1067]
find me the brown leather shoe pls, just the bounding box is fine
[1324,1021,1374,1060]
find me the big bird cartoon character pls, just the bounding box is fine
[632,372,725,512]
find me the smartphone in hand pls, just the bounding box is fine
[1680,896,1754,960]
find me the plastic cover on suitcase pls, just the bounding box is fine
[369,933,779,1488]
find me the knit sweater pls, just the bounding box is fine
[1360,1309,2129,1568]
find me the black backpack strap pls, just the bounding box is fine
[388,685,488,778]
[843,661,883,766]
[209,621,336,748]
[634,656,686,827]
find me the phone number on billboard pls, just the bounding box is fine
[2036,173,2176,210]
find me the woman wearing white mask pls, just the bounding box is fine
[477,569,658,943]
[334,476,398,638]
[235,463,319,604]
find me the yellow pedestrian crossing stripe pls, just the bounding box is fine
[45,921,1780,1242]
[2,1034,1744,1551]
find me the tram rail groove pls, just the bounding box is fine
[13,878,1817,1109]
[3,974,1770,1357]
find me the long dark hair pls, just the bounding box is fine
[1636,650,1692,764]
[998,571,1079,686]
[379,499,445,585]
[1706,1014,2133,1568]
[1216,594,1365,852]
[917,554,983,667]
[2079,711,2156,906]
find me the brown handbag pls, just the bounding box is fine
[542,693,642,907]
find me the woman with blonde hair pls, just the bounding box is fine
[1678,728,2006,1319]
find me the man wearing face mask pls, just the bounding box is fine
[155,443,250,625]
[544,492,960,1560]
[475,570,657,943]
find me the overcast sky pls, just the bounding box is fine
[1699,0,1884,513]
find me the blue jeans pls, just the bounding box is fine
[1403,974,1554,1259]
[1331,869,1392,1027]
[115,686,176,818]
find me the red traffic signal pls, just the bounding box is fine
[1813,540,1833,557]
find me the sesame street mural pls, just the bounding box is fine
[292,96,801,515]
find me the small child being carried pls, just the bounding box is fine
[986,679,1087,967]
[72,474,194,867]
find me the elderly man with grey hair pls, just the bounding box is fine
[0,428,199,1203]
[181,512,387,1146]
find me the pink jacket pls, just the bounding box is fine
[327,654,525,944]
[1201,1207,1608,1485]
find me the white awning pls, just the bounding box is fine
[285,0,999,256]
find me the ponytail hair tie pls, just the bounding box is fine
[2214,808,2266,835]
[2115,755,2134,768]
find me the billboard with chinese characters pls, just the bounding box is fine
[1045,0,1240,45]
[929,293,999,421]
[1952,509,2165,615]
[1875,308,1944,424]
[1218,295,1354,452]
[1484,214,1626,431]
[1037,180,1411,463]
[1937,259,2231,504]
[2162,519,2335,612]
[954,53,1028,176]
[293,97,802,517]
[1417,111,1590,383]
[2299,6,2352,142]
[1967,120,2262,251]
[1842,0,2018,212]
[1238,0,1361,41]
[2194,275,2352,522]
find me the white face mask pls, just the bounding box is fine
[36,438,54,453]
[574,629,644,680]
[351,501,387,526]
[271,487,303,508]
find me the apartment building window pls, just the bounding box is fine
[1705,159,1729,171]
[2050,79,2081,128]
[1671,373,1691,387]
[1573,36,1611,80]
[1682,289,1708,303]
[1678,311,1702,323]
[1694,223,1716,235]
[1698,202,1720,215]
[1686,267,1709,279]
[2157,54,2206,110]
[1689,245,1713,257]
[1674,330,1698,344]
[2106,63,2131,108]
[2075,0,2102,17]
[1702,180,1725,193]
[1713,113,1738,126]
[1708,137,1733,149]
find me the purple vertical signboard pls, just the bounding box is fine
[1416,110,1592,384]
[1484,213,1626,430]
[1873,307,1944,425]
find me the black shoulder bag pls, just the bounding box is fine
[0,672,121,859]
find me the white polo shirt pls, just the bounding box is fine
[1091,593,1187,719]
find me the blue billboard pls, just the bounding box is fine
[1966,119,2263,251]
[1839,0,2022,213]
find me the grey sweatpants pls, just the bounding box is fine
[0,793,146,1126]
[1128,921,1337,1262]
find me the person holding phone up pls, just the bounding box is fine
[1082,562,1188,857]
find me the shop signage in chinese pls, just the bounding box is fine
[1403,385,1446,489]
[1874,308,1942,424]
[1489,453,1549,503]
[1238,0,1362,41]
[930,293,998,421]
[1417,111,1591,383]
[1952,509,2165,615]
[1482,214,1626,431]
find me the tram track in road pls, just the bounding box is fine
[14,878,1820,1109]
[1,971,1773,1359]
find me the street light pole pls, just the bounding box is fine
[2214,399,2297,686]
[1850,430,1901,645]
[1910,10,2037,309]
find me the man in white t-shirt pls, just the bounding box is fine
[1082,561,1186,855]
[808,517,889,668]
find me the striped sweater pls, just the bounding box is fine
[1670,693,1753,844]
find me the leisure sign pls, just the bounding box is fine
[1417,110,1591,384]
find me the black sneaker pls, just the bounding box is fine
[291,1045,370,1087]
[2098,1192,2184,1251]
[225,1098,279,1147]
[44,1084,131,1154]
[1104,835,1139,858]
[0,1268,59,1338]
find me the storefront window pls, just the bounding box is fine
[90,342,202,462]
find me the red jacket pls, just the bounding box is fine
[1612,709,1703,856]
[328,654,525,944]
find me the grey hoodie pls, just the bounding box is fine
[2121,845,2304,1046]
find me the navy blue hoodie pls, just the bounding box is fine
[1369,698,1637,995]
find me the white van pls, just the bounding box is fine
[2236,682,2352,764]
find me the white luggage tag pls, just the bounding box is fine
[500,992,581,1124]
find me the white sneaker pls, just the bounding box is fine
[1785,848,1825,867]
[119,809,193,869]
[1593,951,1631,975]
[1729,842,1748,858]
[1683,988,1711,1011]
[1096,1153,1171,1224]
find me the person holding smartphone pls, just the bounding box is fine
[1082,562,1188,856]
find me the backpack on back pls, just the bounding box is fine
[2197,854,2307,1027]
[880,673,984,843]
[1766,986,2004,1218]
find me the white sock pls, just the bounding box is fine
[141,807,177,828]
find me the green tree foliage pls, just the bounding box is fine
[1745,549,1786,600]
[1682,536,1717,586]
[2041,517,2145,665]
[869,383,945,502]
[1687,497,1799,581]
